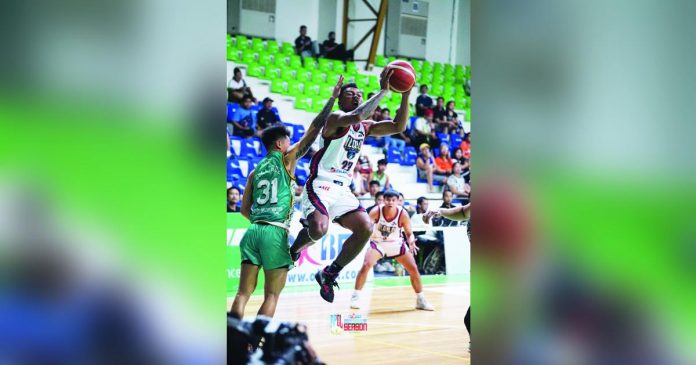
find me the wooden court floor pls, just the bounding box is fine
[229,282,470,364]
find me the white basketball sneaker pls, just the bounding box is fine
[350,291,361,309]
[416,295,435,311]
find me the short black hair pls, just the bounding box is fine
[300,25,307,30]
[339,83,359,98]
[442,190,452,198]
[242,95,252,102]
[375,191,384,199]
[437,97,444,102]
[383,190,399,199]
[381,108,390,113]
[447,100,455,106]
[417,196,427,205]
[399,193,405,198]
[420,84,428,90]
[329,31,335,36]
[228,186,241,194]
[261,125,291,151]
[377,158,387,166]
[369,180,381,187]
[233,67,241,74]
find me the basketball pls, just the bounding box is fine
[387,60,416,93]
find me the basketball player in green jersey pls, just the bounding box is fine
[229,76,344,319]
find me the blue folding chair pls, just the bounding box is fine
[400,146,417,166]
[239,139,258,160]
[387,147,402,164]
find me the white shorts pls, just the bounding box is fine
[301,178,364,222]
[370,239,407,258]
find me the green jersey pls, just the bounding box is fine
[249,151,296,228]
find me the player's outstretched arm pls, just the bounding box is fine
[424,204,470,223]
[400,210,418,254]
[326,68,393,132]
[240,171,255,220]
[284,76,343,170]
[366,86,412,136]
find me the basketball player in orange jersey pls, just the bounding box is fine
[350,190,434,310]
[289,67,414,303]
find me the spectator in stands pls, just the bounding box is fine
[227,67,255,103]
[366,191,384,213]
[433,190,460,227]
[367,180,381,198]
[432,97,447,130]
[351,164,367,197]
[295,25,316,59]
[321,31,352,61]
[381,108,391,121]
[399,192,416,217]
[447,161,471,201]
[434,143,454,178]
[372,106,383,122]
[415,84,433,117]
[230,95,256,138]
[412,108,439,150]
[416,143,447,193]
[444,100,461,135]
[373,159,390,190]
[358,155,373,182]
[460,132,471,159]
[416,196,429,214]
[227,187,241,212]
[255,97,278,136]
[385,107,411,149]
[453,147,466,166]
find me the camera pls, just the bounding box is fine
[227,313,324,365]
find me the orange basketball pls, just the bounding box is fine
[387,60,416,93]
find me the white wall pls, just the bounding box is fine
[259,0,469,66]
[274,0,320,45]
[456,0,471,66]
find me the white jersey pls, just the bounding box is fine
[309,122,370,187]
[371,205,405,243]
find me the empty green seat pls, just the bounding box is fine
[271,80,286,94]
[267,41,279,54]
[319,84,334,98]
[295,95,310,110]
[375,55,386,67]
[289,55,302,69]
[310,98,326,112]
[332,61,345,73]
[296,70,309,82]
[281,42,295,55]
[287,80,301,95]
[303,58,318,70]
[247,64,263,77]
[251,38,264,52]
[354,74,369,88]
[465,108,470,121]
[241,52,256,65]
[226,48,239,61]
[280,67,295,81]
[258,53,272,67]
[235,35,248,49]
[265,65,281,79]
[304,82,320,96]
[346,62,358,74]
[310,69,325,83]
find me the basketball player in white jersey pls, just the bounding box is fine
[349,190,434,310]
[289,67,413,303]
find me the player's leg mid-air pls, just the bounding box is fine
[229,77,343,318]
[350,190,434,310]
[290,65,415,303]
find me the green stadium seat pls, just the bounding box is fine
[281,42,295,55]
[303,58,318,70]
[368,75,379,89]
[258,53,272,67]
[236,35,248,49]
[265,65,281,79]
[251,38,264,52]
[346,62,358,74]
[310,98,326,112]
[319,84,334,98]
[333,62,346,74]
[465,108,470,121]
[247,64,263,77]
[304,82,320,96]
[387,56,396,64]
[375,55,386,67]
[354,74,369,88]
[271,80,286,94]
[295,95,309,110]
[241,52,256,65]
[318,60,332,73]
[296,70,309,82]
[289,55,302,69]
[267,41,279,54]
[310,69,325,83]
[227,48,239,61]
[287,80,301,95]
[280,67,295,81]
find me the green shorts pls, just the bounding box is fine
[240,223,293,270]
